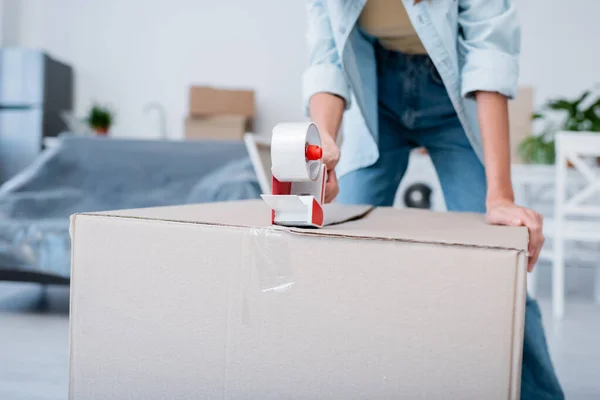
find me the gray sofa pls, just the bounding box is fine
[0,135,261,283]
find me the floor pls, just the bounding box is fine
[0,284,69,400]
[0,263,599,399]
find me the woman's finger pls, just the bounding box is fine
[486,208,525,226]
[524,208,539,222]
[486,206,545,272]
[325,183,338,203]
[529,230,545,271]
[324,170,339,204]
[528,237,544,272]
[520,211,544,269]
[521,213,543,253]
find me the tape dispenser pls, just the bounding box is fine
[261,122,327,228]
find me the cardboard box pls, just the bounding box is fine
[189,86,254,118]
[69,201,528,399]
[509,87,535,164]
[184,115,248,141]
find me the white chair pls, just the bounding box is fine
[553,131,600,319]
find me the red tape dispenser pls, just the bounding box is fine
[261,122,327,228]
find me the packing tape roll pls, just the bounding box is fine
[271,122,322,182]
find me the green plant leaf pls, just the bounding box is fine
[87,104,115,129]
[531,87,599,145]
[547,99,574,112]
[531,112,544,120]
[547,96,583,121]
[581,99,600,131]
[519,135,555,164]
[574,91,591,108]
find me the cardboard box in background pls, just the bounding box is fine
[185,86,255,141]
[69,201,528,399]
[189,86,255,118]
[509,87,534,164]
[184,115,249,141]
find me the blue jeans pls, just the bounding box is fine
[337,43,564,400]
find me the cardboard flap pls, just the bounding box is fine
[292,207,529,252]
[323,203,373,226]
[87,201,527,251]
[90,200,372,229]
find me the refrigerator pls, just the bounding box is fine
[0,49,73,183]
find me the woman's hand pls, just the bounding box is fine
[308,92,345,203]
[321,132,341,203]
[474,92,543,269]
[486,199,544,272]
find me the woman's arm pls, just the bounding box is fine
[303,0,351,116]
[309,93,345,142]
[476,90,544,271]
[303,1,350,202]
[309,93,344,203]
[458,1,543,271]
[457,0,520,98]
[456,0,519,204]
[456,0,519,202]
[475,91,514,207]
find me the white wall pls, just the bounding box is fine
[518,0,600,107]
[1,0,24,46]
[12,0,307,139]
[9,0,600,138]
[0,0,3,45]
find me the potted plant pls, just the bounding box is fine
[87,104,114,135]
[519,88,600,165]
[519,129,556,165]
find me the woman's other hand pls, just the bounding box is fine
[486,199,544,272]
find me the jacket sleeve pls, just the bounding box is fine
[458,0,521,99]
[302,0,352,114]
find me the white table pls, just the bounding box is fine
[511,163,593,217]
[512,164,555,184]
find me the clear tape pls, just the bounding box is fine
[271,122,321,181]
[245,226,295,294]
[238,226,296,327]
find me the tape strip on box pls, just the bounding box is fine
[246,227,295,294]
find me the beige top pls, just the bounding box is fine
[359,0,427,54]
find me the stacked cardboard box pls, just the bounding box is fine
[185,86,255,141]
[509,87,534,164]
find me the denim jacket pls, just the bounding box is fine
[302,0,521,178]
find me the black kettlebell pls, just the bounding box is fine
[403,183,433,209]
